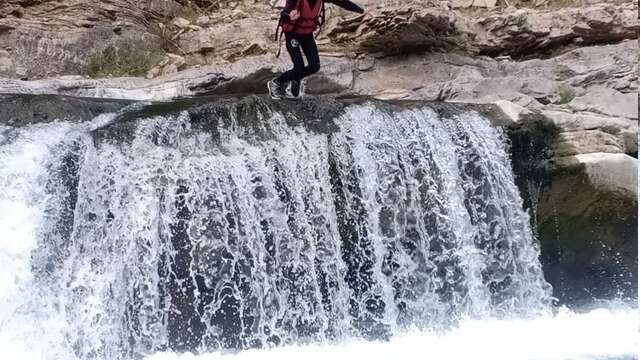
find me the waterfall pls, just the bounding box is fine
[0,97,551,360]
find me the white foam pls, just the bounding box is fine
[145,308,638,360]
[0,122,78,360]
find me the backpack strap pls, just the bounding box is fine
[275,26,284,58]
[273,18,282,42]
[315,0,325,39]
[319,0,325,27]
[273,16,284,57]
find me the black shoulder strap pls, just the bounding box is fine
[273,18,282,41]
[320,0,326,26]
[315,0,326,38]
[275,26,284,57]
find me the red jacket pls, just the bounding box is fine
[280,0,363,35]
[282,0,323,35]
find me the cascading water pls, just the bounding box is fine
[0,96,634,360]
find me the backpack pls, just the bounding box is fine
[274,0,326,57]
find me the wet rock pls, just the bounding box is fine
[161,63,179,76]
[328,8,458,56]
[178,18,272,62]
[0,50,13,72]
[493,100,533,124]
[196,15,211,26]
[568,86,638,119]
[187,24,204,32]
[507,116,637,306]
[231,9,249,19]
[471,92,544,110]
[0,0,177,79]
[0,93,134,125]
[146,66,161,80]
[541,109,637,156]
[542,110,634,133]
[352,40,636,111]
[146,53,187,79]
[537,152,637,306]
[472,0,497,7]
[2,39,634,126]
[620,129,637,156]
[553,130,625,157]
[327,3,638,58]
[356,56,375,71]
[450,0,474,8]
[305,58,355,94]
[556,153,638,196]
[468,3,639,57]
[1,1,637,83]
[172,17,191,29]
[372,89,413,100]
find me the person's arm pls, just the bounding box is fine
[325,0,364,14]
[280,0,299,21]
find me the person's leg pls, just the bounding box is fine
[276,33,305,84]
[298,34,320,78]
[269,33,304,98]
[288,34,320,97]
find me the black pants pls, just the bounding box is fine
[276,32,320,84]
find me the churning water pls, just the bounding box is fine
[143,308,637,360]
[0,98,635,359]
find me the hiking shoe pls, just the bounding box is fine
[267,78,286,99]
[288,80,301,98]
[286,79,307,99]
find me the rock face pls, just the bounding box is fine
[468,2,639,56]
[327,8,459,56]
[0,93,134,125]
[451,0,498,8]
[0,0,180,79]
[146,53,188,78]
[561,153,638,196]
[0,54,354,100]
[326,2,639,57]
[568,86,638,119]
[178,18,272,63]
[1,1,637,80]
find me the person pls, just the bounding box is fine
[268,0,365,99]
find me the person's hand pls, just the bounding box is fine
[289,9,300,21]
